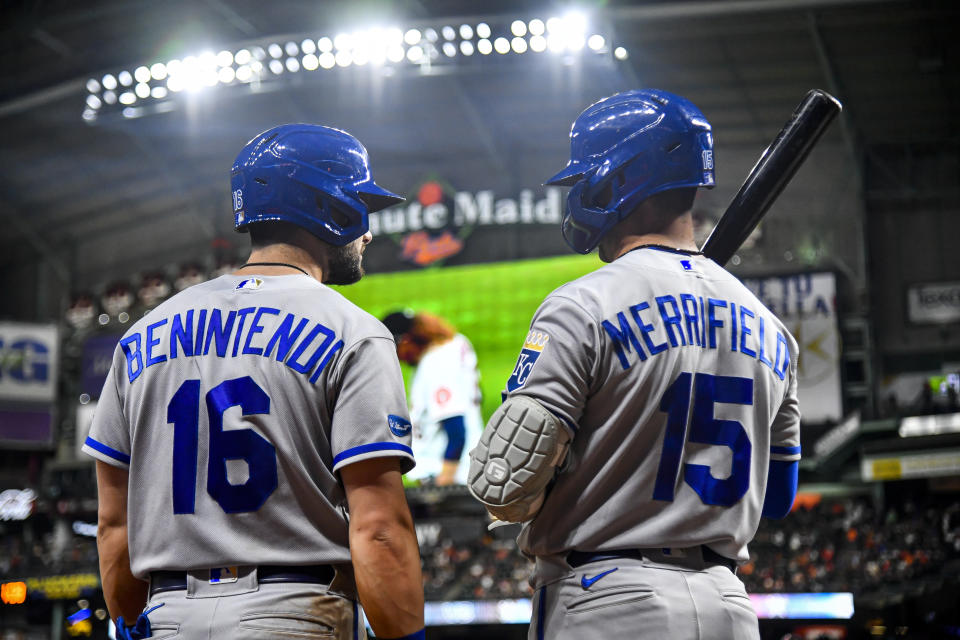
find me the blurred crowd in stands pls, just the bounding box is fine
[740,496,960,595]
[6,496,958,605]
[0,528,98,581]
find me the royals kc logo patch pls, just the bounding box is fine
[506,331,549,393]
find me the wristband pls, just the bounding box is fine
[380,629,426,640]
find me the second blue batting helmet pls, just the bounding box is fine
[231,124,404,246]
[546,89,716,254]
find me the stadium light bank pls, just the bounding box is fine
[82,11,627,122]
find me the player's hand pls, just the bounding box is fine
[116,603,164,640]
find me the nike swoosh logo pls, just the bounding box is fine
[580,567,618,589]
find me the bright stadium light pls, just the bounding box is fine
[406,45,423,62]
[82,14,615,122]
[385,28,403,45]
[386,45,405,63]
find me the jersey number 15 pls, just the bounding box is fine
[653,372,753,507]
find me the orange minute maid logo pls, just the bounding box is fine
[506,330,550,393]
[397,179,466,266]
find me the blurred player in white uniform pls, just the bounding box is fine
[468,90,801,640]
[382,310,482,486]
[83,125,426,640]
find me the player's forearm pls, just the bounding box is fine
[97,523,148,621]
[350,518,424,636]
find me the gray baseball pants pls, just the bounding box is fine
[142,567,366,639]
[529,552,760,640]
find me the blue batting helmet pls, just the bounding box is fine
[546,89,715,254]
[231,124,404,246]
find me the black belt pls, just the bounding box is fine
[567,546,737,572]
[150,564,335,596]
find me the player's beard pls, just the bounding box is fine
[325,240,365,285]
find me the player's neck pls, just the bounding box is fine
[236,244,324,281]
[604,215,698,261]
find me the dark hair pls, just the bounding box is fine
[247,221,306,249]
[631,187,697,235]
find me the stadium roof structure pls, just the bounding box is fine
[0,0,956,315]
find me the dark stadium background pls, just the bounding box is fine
[1,1,959,638]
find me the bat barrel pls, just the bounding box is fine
[703,89,842,266]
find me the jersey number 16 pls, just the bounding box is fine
[167,376,278,514]
[653,372,753,507]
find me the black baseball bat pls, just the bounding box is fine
[702,89,842,266]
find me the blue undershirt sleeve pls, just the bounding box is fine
[440,415,466,461]
[761,459,798,519]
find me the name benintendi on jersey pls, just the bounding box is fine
[118,305,344,385]
[603,292,791,379]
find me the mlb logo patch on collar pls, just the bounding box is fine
[680,259,693,271]
[506,331,549,392]
[236,277,264,291]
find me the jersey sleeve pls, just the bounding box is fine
[81,354,131,469]
[329,336,415,474]
[503,294,597,437]
[769,335,801,462]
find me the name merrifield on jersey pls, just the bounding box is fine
[119,306,343,385]
[603,292,791,379]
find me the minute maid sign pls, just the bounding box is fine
[367,181,563,266]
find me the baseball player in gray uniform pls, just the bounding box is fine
[469,90,802,639]
[83,124,426,640]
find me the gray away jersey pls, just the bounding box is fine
[505,247,801,562]
[82,274,415,578]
